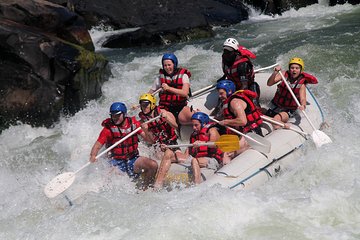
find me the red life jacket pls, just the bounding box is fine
[238,46,256,59]
[189,123,223,163]
[222,47,256,90]
[101,116,139,160]
[273,71,318,110]
[138,106,178,144]
[158,67,191,110]
[222,90,263,133]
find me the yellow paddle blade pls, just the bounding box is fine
[214,134,240,152]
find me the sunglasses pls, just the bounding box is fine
[139,101,150,107]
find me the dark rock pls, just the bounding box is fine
[0,1,109,130]
[48,0,249,48]
[0,0,94,51]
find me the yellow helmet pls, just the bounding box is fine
[139,93,156,110]
[289,57,304,71]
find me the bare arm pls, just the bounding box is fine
[89,141,103,163]
[222,99,247,127]
[160,109,178,129]
[208,128,221,148]
[298,84,307,110]
[139,128,155,144]
[140,122,156,144]
[163,82,190,98]
[267,66,283,86]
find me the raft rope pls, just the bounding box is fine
[229,145,302,190]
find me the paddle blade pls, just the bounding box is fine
[311,130,332,148]
[44,172,76,198]
[246,132,271,153]
[215,134,240,152]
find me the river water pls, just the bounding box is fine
[1,3,359,240]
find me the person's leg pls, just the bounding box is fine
[273,112,289,129]
[133,156,158,187]
[191,157,201,184]
[153,149,178,189]
[178,106,194,125]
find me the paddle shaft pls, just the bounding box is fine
[167,142,215,148]
[253,63,279,73]
[209,117,264,146]
[260,115,308,136]
[132,88,162,109]
[278,71,318,131]
[190,63,280,98]
[151,88,162,96]
[78,115,161,175]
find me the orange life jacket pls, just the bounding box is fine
[158,67,191,110]
[138,106,178,144]
[273,71,318,110]
[189,123,223,163]
[102,116,139,160]
[222,90,263,133]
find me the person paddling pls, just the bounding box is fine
[89,102,158,189]
[138,93,187,189]
[149,53,194,125]
[265,58,318,129]
[216,80,263,136]
[186,112,225,184]
[221,37,260,108]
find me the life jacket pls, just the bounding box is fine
[101,116,139,160]
[189,123,223,163]
[222,90,263,133]
[273,71,318,110]
[138,106,178,145]
[158,67,191,110]
[222,46,256,90]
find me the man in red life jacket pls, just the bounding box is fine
[149,53,194,125]
[89,102,158,188]
[216,80,263,136]
[214,80,265,158]
[187,112,224,184]
[138,93,187,189]
[266,57,318,128]
[221,37,261,108]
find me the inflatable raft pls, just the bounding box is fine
[158,72,327,190]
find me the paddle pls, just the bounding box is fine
[166,134,240,152]
[44,115,161,198]
[278,71,332,148]
[190,63,280,99]
[209,117,271,153]
[260,115,309,137]
[131,88,162,110]
[253,63,279,73]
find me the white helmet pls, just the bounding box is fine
[223,38,239,51]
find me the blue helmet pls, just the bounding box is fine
[191,112,209,128]
[216,80,236,97]
[162,53,178,69]
[109,102,127,115]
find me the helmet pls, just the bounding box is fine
[216,80,236,97]
[191,112,209,128]
[109,102,127,115]
[139,93,156,111]
[223,38,239,51]
[289,57,304,71]
[162,53,178,69]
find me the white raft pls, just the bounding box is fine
[157,72,326,190]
